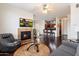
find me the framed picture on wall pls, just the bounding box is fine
[19,18,33,27]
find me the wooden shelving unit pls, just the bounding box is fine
[43,19,56,47]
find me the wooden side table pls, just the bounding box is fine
[14,43,50,56]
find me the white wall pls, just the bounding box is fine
[61,15,70,35]
[0,4,33,39]
[68,4,79,40]
[55,15,70,38]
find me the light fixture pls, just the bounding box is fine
[42,4,48,14]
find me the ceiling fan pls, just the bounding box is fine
[42,4,53,14]
[42,4,48,14]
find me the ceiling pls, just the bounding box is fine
[7,3,70,20]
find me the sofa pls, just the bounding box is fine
[49,40,79,56]
[0,33,21,53]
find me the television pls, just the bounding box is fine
[19,18,33,27]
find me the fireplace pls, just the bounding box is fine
[18,27,32,40]
[21,31,31,40]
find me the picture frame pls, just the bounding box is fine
[19,18,33,27]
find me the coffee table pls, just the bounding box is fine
[14,43,50,56]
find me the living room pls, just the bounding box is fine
[0,3,79,56]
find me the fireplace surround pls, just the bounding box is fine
[18,27,32,40]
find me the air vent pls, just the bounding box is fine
[76,4,79,8]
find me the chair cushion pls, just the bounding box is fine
[1,33,15,42]
[59,45,76,56]
[3,36,9,39]
[52,47,72,56]
[2,34,10,39]
[62,40,78,49]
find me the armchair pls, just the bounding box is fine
[0,33,21,53]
